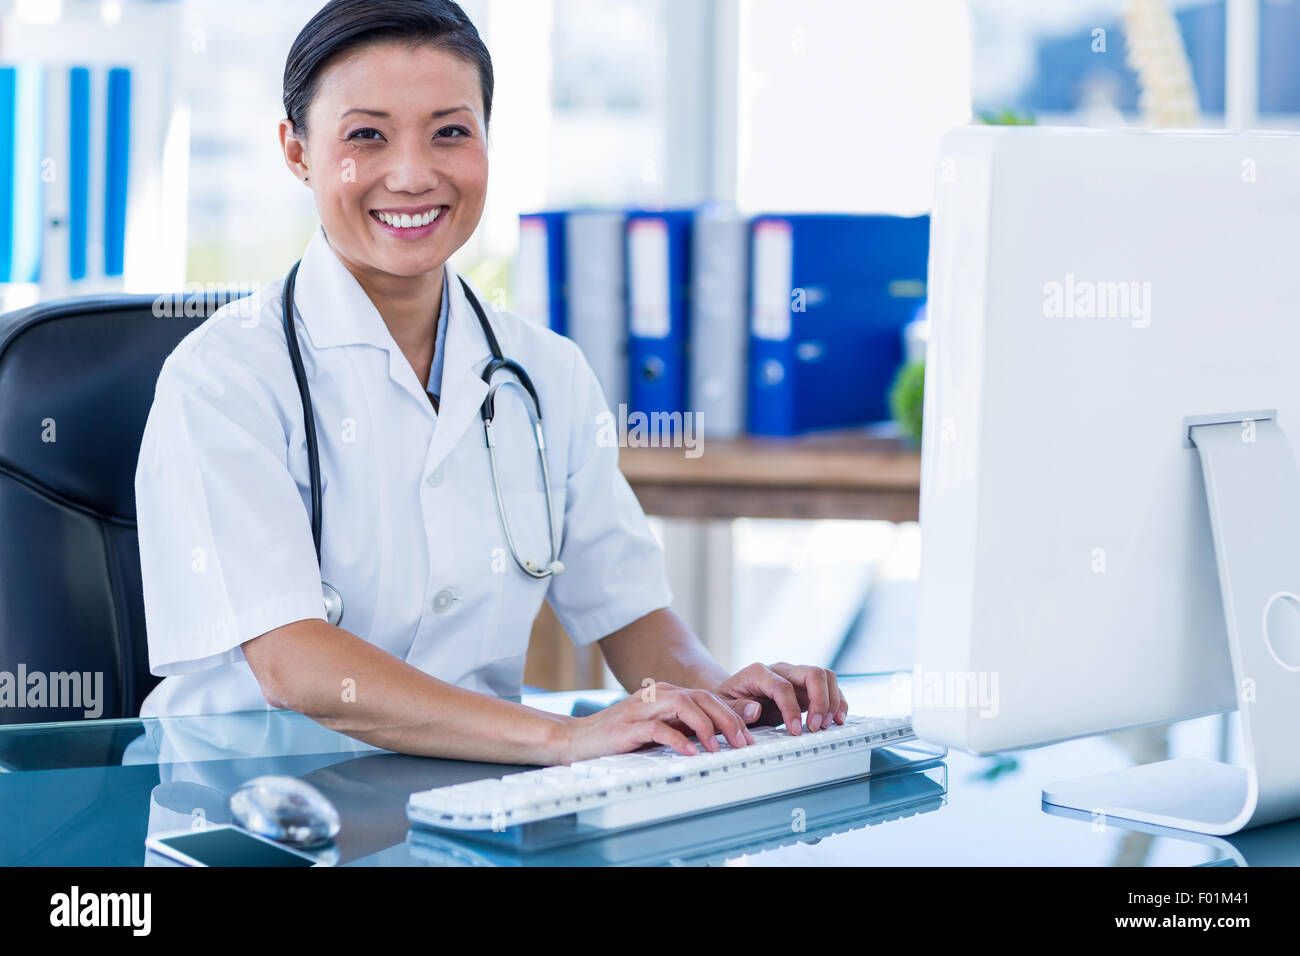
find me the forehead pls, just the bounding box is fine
[312,41,481,116]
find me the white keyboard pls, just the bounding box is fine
[407,713,914,832]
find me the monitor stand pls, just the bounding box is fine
[1042,803,1300,864]
[1043,415,1300,835]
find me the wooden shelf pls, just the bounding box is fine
[618,428,922,521]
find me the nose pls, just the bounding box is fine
[382,134,443,196]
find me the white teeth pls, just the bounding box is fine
[374,208,442,228]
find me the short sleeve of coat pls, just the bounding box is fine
[134,340,327,677]
[544,341,674,645]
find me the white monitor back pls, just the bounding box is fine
[914,126,1300,754]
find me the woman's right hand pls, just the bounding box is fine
[555,681,758,765]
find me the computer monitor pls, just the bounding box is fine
[913,126,1300,834]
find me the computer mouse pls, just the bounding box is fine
[229,775,341,847]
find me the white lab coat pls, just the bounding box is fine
[134,224,672,717]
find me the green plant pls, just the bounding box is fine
[977,108,1036,126]
[463,256,513,309]
[889,360,925,445]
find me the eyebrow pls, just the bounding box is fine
[339,105,472,120]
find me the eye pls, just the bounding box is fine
[348,128,384,141]
[435,125,470,139]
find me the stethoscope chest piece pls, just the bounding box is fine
[322,581,344,627]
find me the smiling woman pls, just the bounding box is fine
[132,0,849,766]
[278,0,492,363]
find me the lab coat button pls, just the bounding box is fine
[432,588,457,613]
[427,465,445,488]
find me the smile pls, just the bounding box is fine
[369,206,447,236]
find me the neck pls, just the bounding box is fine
[360,264,445,348]
[335,251,447,389]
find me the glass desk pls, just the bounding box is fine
[1,673,1297,866]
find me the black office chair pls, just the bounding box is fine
[0,290,239,725]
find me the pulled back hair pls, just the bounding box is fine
[283,0,494,136]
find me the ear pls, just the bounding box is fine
[279,118,311,184]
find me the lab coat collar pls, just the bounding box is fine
[291,224,492,460]
[428,267,493,465]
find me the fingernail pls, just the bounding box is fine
[743,702,760,720]
[809,713,821,731]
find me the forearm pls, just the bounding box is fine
[598,607,730,693]
[243,619,571,764]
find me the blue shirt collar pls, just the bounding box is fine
[427,265,450,402]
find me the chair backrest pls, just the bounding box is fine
[0,291,237,722]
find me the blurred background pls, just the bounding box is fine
[0,0,1284,689]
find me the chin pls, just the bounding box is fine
[369,243,444,275]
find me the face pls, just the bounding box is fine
[280,41,489,286]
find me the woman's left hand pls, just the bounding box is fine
[712,662,848,734]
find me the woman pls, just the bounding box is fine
[134,0,848,764]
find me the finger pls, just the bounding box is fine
[781,664,832,731]
[659,694,720,752]
[726,697,764,725]
[826,669,843,726]
[755,667,804,734]
[643,720,697,756]
[693,691,754,748]
[768,662,812,711]
[828,670,849,724]
[809,667,833,730]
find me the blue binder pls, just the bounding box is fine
[746,214,929,436]
[625,209,693,438]
[515,210,567,335]
[104,67,131,279]
[1,63,45,284]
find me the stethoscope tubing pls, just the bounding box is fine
[281,259,565,626]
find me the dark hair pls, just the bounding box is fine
[283,0,494,136]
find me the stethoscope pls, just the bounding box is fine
[281,260,565,628]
